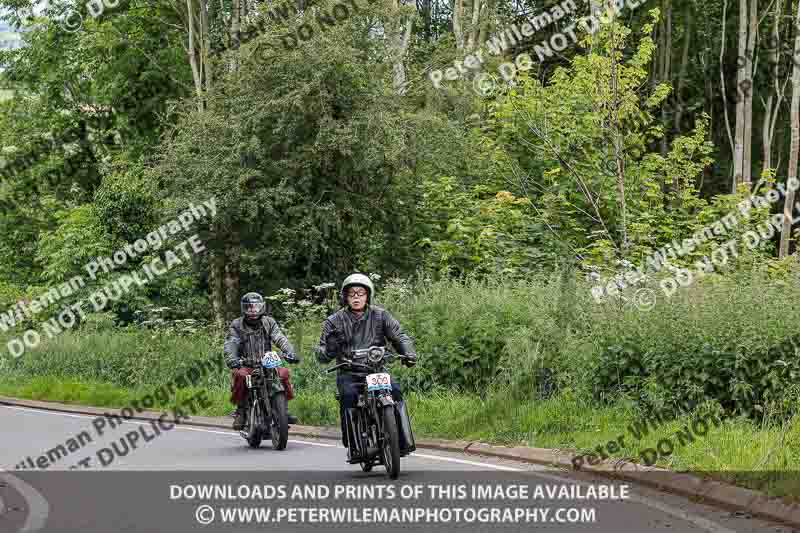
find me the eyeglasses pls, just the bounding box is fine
[346,289,367,298]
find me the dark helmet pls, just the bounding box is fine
[339,273,374,306]
[241,292,266,321]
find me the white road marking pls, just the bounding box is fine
[412,452,522,472]
[1,406,97,420]
[0,405,743,533]
[0,467,50,532]
[0,405,338,447]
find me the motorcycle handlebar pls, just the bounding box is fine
[325,359,372,373]
[324,351,414,373]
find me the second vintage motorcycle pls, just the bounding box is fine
[240,351,290,450]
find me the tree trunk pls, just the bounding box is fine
[452,0,490,51]
[452,0,464,49]
[742,0,758,187]
[389,0,414,94]
[733,0,749,190]
[223,234,241,322]
[763,0,788,175]
[607,1,627,252]
[187,0,204,112]
[209,220,226,328]
[779,0,800,258]
[201,0,212,95]
[660,0,672,158]
[229,0,241,71]
[673,4,691,135]
[720,0,735,166]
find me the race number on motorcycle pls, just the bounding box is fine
[261,352,282,369]
[366,373,392,391]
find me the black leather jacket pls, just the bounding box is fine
[315,305,415,373]
[223,316,296,369]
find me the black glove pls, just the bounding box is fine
[402,353,417,367]
[284,353,301,364]
[232,358,242,369]
[326,329,345,358]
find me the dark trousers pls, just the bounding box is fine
[336,372,403,409]
[337,372,403,449]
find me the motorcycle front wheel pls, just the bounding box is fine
[381,406,401,480]
[270,392,289,450]
[247,400,264,448]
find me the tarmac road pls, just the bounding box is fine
[0,404,794,533]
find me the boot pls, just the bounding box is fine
[232,405,248,430]
[287,413,298,425]
[339,404,348,447]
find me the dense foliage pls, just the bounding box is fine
[1,0,800,423]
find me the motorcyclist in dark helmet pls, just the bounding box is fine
[224,292,300,430]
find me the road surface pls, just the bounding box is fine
[0,404,793,533]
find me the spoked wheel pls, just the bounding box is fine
[247,401,263,448]
[381,406,401,480]
[270,392,289,450]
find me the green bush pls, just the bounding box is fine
[5,271,800,423]
[584,272,800,419]
[374,275,584,395]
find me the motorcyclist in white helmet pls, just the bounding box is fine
[315,273,417,461]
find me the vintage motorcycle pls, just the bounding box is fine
[326,346,416,479]
[240,351,290,450]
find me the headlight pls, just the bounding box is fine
[368,347,384,364]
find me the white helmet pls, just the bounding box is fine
[340,273,374,305]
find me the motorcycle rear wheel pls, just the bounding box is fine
[381,406,401,480]
[271,392,289,450]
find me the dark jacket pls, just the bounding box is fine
[315,305,415,371]
[223,315,296,369]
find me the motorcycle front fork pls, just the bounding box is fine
[359,399,390,457]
